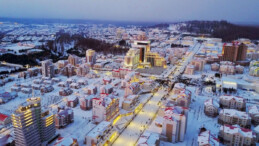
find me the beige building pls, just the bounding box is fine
[218,109,251,128]
[162,106,188,143]
[219,125,256,146]
[204,99,219,117]
[219,95,246,111]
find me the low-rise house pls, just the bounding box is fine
[80,95,96,110]
[219,125,256,146]
[84,85,97,95]
[172,83,186,95]
[204,99,219,117]
[52,77,61,83]
[218,109,251,128]
[21,88,32,94]
[55,108,74,129]
[33,79,42,84]
[0,113,11,125]
[197,128,219,146]
[40,85,54,93]
[70,83,80,89]
[248,105,259,126]
[162,106,188,143]
[77,79,88,86]
[67,96,78,108]
[11,86,20,92]
[102,77,112,85]
[32,84,41,90]
[59,88,73,96]
[58,82,67,87]
[100,85,113,94]
[175,89,191,107]
[219,95,246,111]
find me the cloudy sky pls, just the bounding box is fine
[0,0,258,24]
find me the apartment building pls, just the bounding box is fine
[204,99,219,117]
[55,108,74,129]
[219,124,256,146]
[218,109,251,128]
[219,95,246,111]
[162,106,188,143]
[92,95,119,123]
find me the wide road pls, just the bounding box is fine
[113,89,167,146]
[113,42,202,146]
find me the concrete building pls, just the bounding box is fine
[11,97,56,146]
[79,95,96,110]
[197,128,219,146]
[85,121,112,146]
[77,63,90,77]
[136,132,159,146]
[124,48,140,69]
[219,125,256,146]
[248,105,259,126]
[86,49,97,66]
[55,108,74,129]
[222,42,247,62]
[92,95,119,123]
[218,109,251,128]
[204,99,219,117]
[122,95,139,111]
[68,54,79,66]
[184,65,195,75]
[191,58,205,71]
[41,59,55,78]
[162,106,188,143]
[112,68,132,79]
[219,95,246,111]
[124,82,140,97]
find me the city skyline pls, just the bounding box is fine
[0,0,259,25]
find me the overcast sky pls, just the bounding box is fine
[0,0,258,24]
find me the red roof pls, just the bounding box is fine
[0,113,8,122]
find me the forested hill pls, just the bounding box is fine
[179,21,259,41]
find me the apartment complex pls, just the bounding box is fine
[221,42,247,62]
[92,95,119,123]
[219,125,256,146]
[204,99,219,117]
[162,106,188,143]
[41,59,55,78]
[55,107,74,129]
[11,97,56,146]
[218,109,251,128]
[86,49,97,66]
[219,95,246,111]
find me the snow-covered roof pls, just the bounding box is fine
[220,109,250,119]
[220,125,256,138]
[220,95,244,103]
[198,130,219,146]
[248,105,259,115]
[87,121,111,138]
[136,132,159,146]
[204,99,219,108]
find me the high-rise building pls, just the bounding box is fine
[124,40,167,69]
[222,42,247,62]
[41,59,55,78]
[162,106,188,143]
[86,49,96,65]
[11,97,56,146]
[68,54,79,66]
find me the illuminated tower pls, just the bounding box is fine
[11,97,56,146]
[86,49,97,65]
[12,97,41,146]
